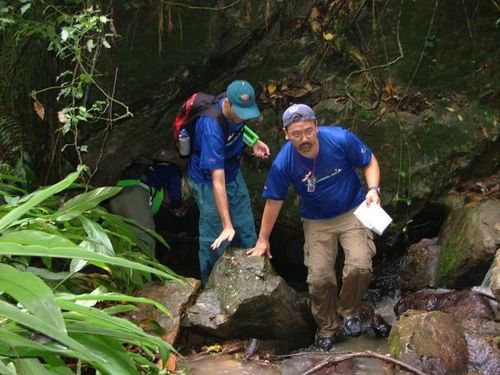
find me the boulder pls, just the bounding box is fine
[400,237,441,292]
[389,310,469,375]
[394,289,499,374]
[437,200,500,288]
[394,289,495,321]
[491,248,500,301]
[182,248,315,350]
[128,278,200,344]
[461,318,500,374]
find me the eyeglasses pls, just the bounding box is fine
[288,126,316,140]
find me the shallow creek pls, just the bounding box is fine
[182,334,390,375]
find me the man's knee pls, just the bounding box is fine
[307,269,336,289]
[342,265,372,281]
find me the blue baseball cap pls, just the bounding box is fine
[282,104,316,128]
[226,80,261,120]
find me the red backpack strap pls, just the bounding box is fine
[173,93,198,140]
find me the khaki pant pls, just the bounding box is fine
[302,209,376,337]
[109,185,156,258]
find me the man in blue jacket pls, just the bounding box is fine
[188,80,270,285]
[247,104,381,351]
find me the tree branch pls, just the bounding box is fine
[301,350,427,375]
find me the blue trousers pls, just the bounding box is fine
[189,171,257,285]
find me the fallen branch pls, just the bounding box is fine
[270,350,352,360]
[301,350,427,375]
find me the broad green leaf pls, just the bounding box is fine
[0,174,26,184]
[55,186,121,221]
[97,208,169,249]
[0,300,106,368]
[69,257,88,273]
[0,182,26,194]
[0,242,182,282]
[0,264,66,333]
[58,300,173,358]
[56,292,171,317]
[0,230,76,248]
[0,167,83,232]
[80,217,114,256]
[0,361,16,375]
[69,334,139,375]
[14,359,53,375]
[101,304,138,315]
[26,267,77,281]
[38,355,74,375]
[0,327,69,357]
[71,217,116,272]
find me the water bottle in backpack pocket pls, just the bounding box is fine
[178,128,191,158]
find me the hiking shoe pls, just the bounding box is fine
[315,335,336,351]
[343,315,362,337]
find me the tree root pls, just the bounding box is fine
[301,350,427,375]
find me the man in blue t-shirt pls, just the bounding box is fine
[247,104,381,351]
[188,80,270,285]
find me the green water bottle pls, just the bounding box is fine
[243,126,259,147]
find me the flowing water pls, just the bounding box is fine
[182,333,391,375]
[181,296,398,375]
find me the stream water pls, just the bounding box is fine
[181,296,396,375]
[183,333,391,375]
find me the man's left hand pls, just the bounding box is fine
[252,140,270,159]
[365,189,380,205]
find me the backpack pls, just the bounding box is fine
[173,92,228,154]
[116,157,169,215]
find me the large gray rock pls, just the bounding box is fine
[437,200,500,288]
[182,248,315,350]
[389,310,469,375]
[394,289,499,374]
[400,237,441,292]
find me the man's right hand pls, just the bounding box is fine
[246,238,272,258]
[211,227,235,250]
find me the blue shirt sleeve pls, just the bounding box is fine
[196,115,226,171]
[262,155,290,201]
[342,128,373,168]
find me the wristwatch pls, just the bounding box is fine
[368,186,380,194]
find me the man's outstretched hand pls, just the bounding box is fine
[246,238,272,258]
[211,227,235,250]
[252,140,271,159]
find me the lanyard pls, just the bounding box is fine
[297,145,319,193]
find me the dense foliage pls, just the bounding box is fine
[0,166,181,374]
[1,2,181,373]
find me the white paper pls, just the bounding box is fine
[353,202,393,235]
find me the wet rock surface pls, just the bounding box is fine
[491,248,500,301]
[394,289,499,374]
[395,289,495,321]
[400,237,441,292]
[388,310,469,375]
[182,248,316,350]
[128,278,200,344]
[437,199,500,288]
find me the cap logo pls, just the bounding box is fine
[290,113,304,122]
[240,94,250,103]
